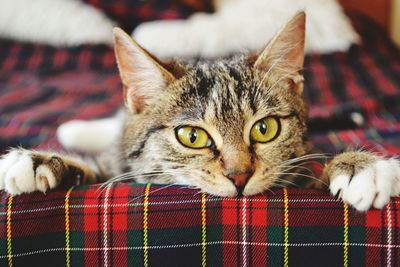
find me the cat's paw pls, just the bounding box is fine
[57,118,120,153]
[0,149,62,195]
[325,152,400,211]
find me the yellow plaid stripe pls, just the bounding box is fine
[283,188,289,267]
[6,195,13,267]
[201,193,207,267]
[343,203,349,267]
[143,184,151,267]
[64,187,73,267]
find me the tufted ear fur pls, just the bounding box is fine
[113,28,177,113]
[253,12,306,94]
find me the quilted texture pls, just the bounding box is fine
[0,14,400,266]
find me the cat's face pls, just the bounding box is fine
[114,13,307,196]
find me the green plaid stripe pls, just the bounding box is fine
[1,185,399,266]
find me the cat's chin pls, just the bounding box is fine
[202,186,238,198]
[242,187,265,197]
[199,181,269,198]
[240,177,272,197]
[204,186,266,198]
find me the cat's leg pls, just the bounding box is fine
[57,113,123,153]
[321,151,400,211]
[0,148,98,195]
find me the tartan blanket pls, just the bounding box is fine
[1,186,399,266]
[1,13,400,266]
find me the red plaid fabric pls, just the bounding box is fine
[0,186,399,266]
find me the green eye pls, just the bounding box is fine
[176,127,212,149]
[250,117,280,143]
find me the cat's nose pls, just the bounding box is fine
[226,171,252,193]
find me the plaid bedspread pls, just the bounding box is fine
[1,13,400,266]
[1,186,399,266]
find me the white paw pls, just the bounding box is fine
[0,150,57,195]
[330,159,400,211]
[57,118,120,153]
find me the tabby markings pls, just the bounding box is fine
[128,126,166,159]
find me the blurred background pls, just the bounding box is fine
[1,0,400,156]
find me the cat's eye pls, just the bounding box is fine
[176,127,212,149]
[250,117,280,143]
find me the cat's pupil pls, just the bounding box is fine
[259,122,267,135]
[190,128,197,143]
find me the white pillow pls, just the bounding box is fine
[133,0,360,58]
[0,0,115,46]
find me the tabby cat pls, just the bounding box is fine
[0,13,399,211]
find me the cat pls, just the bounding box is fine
[0,13,399,211]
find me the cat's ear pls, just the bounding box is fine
[253,12,305,94]
[113,28,177,113]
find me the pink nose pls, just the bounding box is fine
[226,171,252,189]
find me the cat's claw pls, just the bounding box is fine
[0,150,59,195]
[329,159,400,211]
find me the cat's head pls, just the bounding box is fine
[114,12,308,196]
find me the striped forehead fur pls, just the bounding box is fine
[171,56,303,122]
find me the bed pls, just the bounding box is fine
[1,2,400,266]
